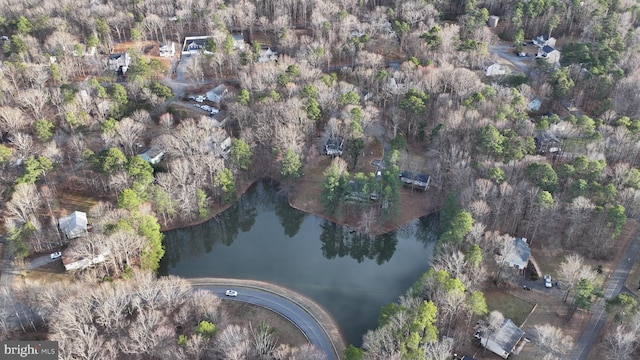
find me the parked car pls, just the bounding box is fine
[50,252,62,260]
[544,274,552,288]
[225,290,238,297]
[195,95,207,103]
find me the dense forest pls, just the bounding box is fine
[1,0,640,358]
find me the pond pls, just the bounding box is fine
[159,180,437,347]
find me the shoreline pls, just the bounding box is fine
[161,177,444,235]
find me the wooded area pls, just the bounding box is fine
[1,0,640,358]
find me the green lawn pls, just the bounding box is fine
[484,290,535,327]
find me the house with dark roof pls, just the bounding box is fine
[534,130,562,155]
[475,318,527,359]
[182,36,212,55]
[107,53,130,73]
[399,170,430,191]
[58,211,88,239]
[533,34,556,48]
[325,136,344,156]
[536,45,561,65]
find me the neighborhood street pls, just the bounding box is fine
[192,283,340,360]
[569,229,640,359]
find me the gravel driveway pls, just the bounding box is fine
[489,44,535,75]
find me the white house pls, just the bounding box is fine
[258,46,278,62]
[483,62,507,77]
[487,15,500,28]
[206,84,228,103]
[533,34,556,48]
[107,53,130,73]
[232,34,245,50]
[536,45,561,65]
[527,98,542,112]
[58,211,88,239]
[182,36,212,55]
[159,42,175,57]
[475,319,527,359]
[139,147,165,165]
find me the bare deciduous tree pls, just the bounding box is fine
[557,254,597,303]
[0,107,29,134]
[534,323,574,358]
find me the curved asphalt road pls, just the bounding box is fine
[193,285,338,360]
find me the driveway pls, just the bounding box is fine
[193,283,340,360]
[489,44,535,75]
[27,254,59,270]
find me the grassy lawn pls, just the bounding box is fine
[484,290,535,327]
[56,192,99,215]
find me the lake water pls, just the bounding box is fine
[159,180,436,346]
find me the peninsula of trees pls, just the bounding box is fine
[1,0,640,359]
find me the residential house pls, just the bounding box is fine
[534,130,562,155]
[487,15,500,28]
[536,45,561,65]
[182,36,212,55]
[219,136,232,158]
[483,62,507,77]
[399,170,431,191]
[527,98,542,112]
[159,42,175,57]
[58,211,88,239]
[504,237,531,272]
[139,147,165,165]
[258,46,278,62]
[107,53,130,73]
[533,34,556,48]
[206,84,228,104]
[475,318,527,359]
[232,34,245,50]
[325,136,344,156]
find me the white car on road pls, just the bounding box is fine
[50,252,62,260]
[225,290,238,297]
[544,274,552,288]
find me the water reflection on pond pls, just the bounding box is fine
[159,180,437,346]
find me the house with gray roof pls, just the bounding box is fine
[139,147,165,165]
[534,130,562,155]
[58,211,88,239]
[504,237,531,271]
[536,45,561,65]
[475,318,526,359]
